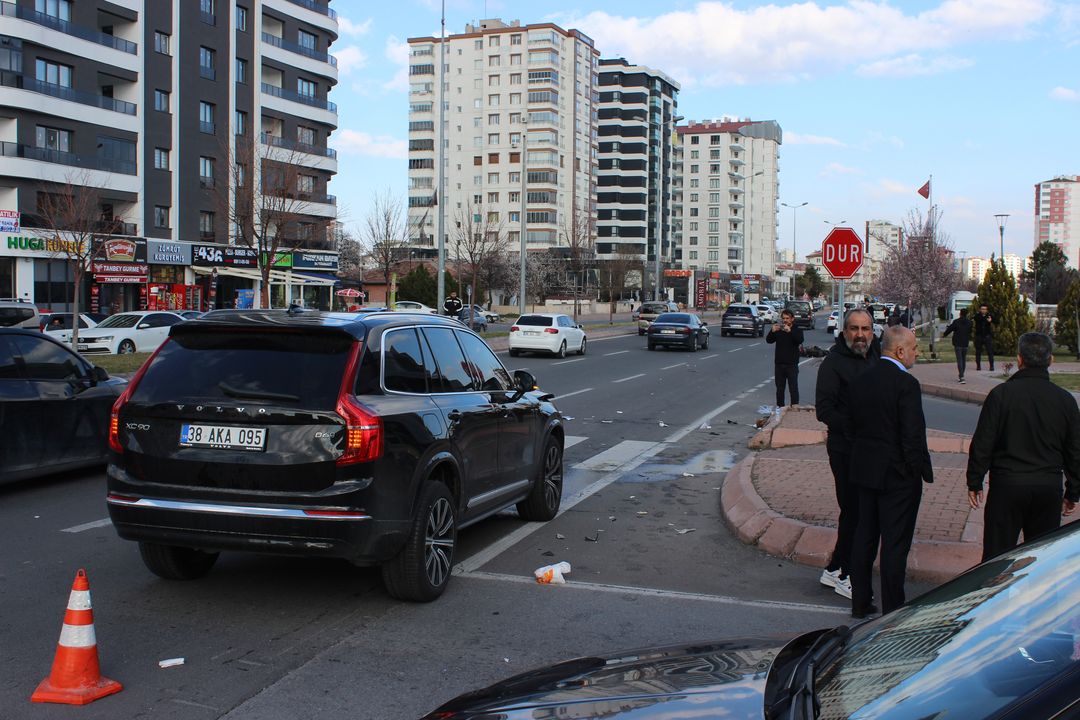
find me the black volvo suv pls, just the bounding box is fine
[106,310,564,602]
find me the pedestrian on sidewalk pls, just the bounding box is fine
[766,309,804,408]
[943,308,973,383]
[966,332,1080,561]
[848,326,933,618]
[443,291,463,317]
[973,303,995,371]
[815,308,881,600]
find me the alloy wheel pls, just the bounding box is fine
[424,497,455,589]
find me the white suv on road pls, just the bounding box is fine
[508,313,586,358]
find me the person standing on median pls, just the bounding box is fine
[443,291,463,317]
[848,326,933,617]
[943,308,973,384]
[815,308,881,600]
[966,332,1080,561]
[973,303,995,372]
[766,308,804,408]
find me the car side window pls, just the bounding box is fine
[382,328,429,394]
[146,313,182,328]
[557,316,571,328]
[0,337,22,379]
[420,326,475,393]
[455,331,512,392]
[11,336,86,381]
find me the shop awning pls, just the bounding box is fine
[291,271,340,286]
[193,266,337,285]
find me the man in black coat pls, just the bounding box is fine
[847,326,933,617]
[967,332,1080,561]
[943,308,973,383]
[814,308,880,600]
[972,303,994,371]
[443,291,463,317]
[766,308,804,407]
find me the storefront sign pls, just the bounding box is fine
[292,251,339,271]
[5,235,85,256]
[94,274,147,284]
[148,240,192,265]
[0,210,19,233]
[695,279,707,308]
[94,237,147,263]
[260,251,293,268]
[664,269,693,278]
[192,244,259,268]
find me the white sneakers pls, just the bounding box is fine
[820,568,852,599]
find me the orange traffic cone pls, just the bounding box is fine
[31,569,122,705]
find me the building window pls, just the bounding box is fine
[488,74,500,87]
[35,59,71,87]
[297,125,316,145]
[35,126,70,152]
[297,78,316,97]
[154,90,170,112]
[235,110,246,135]
[511,34,522,45]
[153,147,169,170]
[199,47,215,79]
[154,206,170,229]
[200,0,214,14]
[298,29,317,51]
[235,6,247,31]
[235,58,247,83]
[510,73,521,85]
[487,173,499,183]
[488,55,500,67]
[199,211,215,238]
[489,35,500,47]
[154,31,171,55]
[510,54,521,65]
[199,156,214,180]
[199,101,215,133]
[487,192,499,203]
[36,0,71,19]
[297,174,315,194]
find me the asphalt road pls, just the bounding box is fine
[0,326,982,719]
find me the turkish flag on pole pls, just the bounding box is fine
[917,180,931,199]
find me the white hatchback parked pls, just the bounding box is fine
[76,311,187,354]
[508,313,586,358]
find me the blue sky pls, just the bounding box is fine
[327,0,1079,263]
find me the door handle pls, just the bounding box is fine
[447,410,462,421]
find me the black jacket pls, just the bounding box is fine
[972,311,993,338]
[943,317,972,347]
[966,367,1080,502]
[849,359,933,490]
[443,296,463,315]
[766,325,804,365]
[815,333,881,453]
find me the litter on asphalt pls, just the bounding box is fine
[534,562,572,584]
[158,658,185,668]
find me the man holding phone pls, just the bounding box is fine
[767,308,805,407]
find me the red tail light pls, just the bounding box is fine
[544,327,559,334]
[108,339,170,453]
[678,328,690,334]
[510,326,519,332]
[336,343,382,465]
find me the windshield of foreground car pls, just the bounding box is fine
[813,525,1079,718]
[95,313,141,329]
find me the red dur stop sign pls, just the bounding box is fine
[821,227,864,279]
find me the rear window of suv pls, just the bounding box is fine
[130,331,354,408]
[516,315,553,326]
[786,302,811,314]
[726,306,752,316]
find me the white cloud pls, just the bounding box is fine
[1049,86,1079,101]
[333,130,407,159]
[337,16,372,36]
[556,0,1053,85]
[786,132,846,147]
[856,53,974,77]
[876,179,918,197]
[383,35,410,92]
[822,162,862,176]
[334,46,368,75]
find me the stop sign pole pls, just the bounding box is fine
[820,227,864,309]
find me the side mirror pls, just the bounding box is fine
[91,365,110,383]
[511,369,537,400]
[702,321,708,326]
[576,324,583,329]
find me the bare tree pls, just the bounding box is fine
[559,208,596,320]
[453,201,511,323]
[478,250,516,308]
[524,249,561,312]
[217,136,330,308]
[598,247,643,323]
[362,189,410,298]
[34,172,125,347]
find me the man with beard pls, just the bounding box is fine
[815,308,880,601]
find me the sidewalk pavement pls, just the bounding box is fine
[911,358,1080,405]
[723,406,1077,585]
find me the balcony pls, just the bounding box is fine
[0,141,136,175]
[730,157,744,166]
[200,121,216,134]
[729,142,743,152]
[95,220,138,235]
[266,190,337,205]
[260,132,337,158]
[199,65,216,80]
[200,10,215,25]
[261,32,337,67]
[0,1,137,54]
[728,200,744,210]
[261,83,336,112]
[283,0,337,19]
[1,72,136,114]
[728,169,745,180]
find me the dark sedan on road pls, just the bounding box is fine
[423,521,1080,718]
[0,328,126,482]
[646,312,709,351]
[720,304,762,337]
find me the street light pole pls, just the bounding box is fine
[781,201,807,299]
[518,125,528,315]
[994,213,1009,260]
[435,0,447,313]
[653,113,684,301]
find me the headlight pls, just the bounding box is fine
[94,336,113,344]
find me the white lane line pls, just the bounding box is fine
[728,347,744,353]
[662,362,687,370]
[666,399,739,443]
[463,572,848,615]
[573,440,659,472]
[603,350,630,357]
[748,342,762,348]
[61,518,111,533]
[612,373,646,384]
[700,353,719,360]
[557,387,593,400]
[564,435,588,449]
[552,357,586,366]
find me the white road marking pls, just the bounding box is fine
[748,342,762,348]
[612,373,646,384]
[728,347,744,353]
[603,350,630,357]
[700,354,719,360]
[573,440,660,472]
[564,436,588,449]
[463,572,847,615]
[665,400,739,443]
[662,362,687,370]
[552,357,586,366]
[556,387,593,400]
[61,518,112,533]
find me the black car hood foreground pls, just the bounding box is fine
[422,635,797,719]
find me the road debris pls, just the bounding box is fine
[636,511,648,516]
[682,472,695,477]
[534,561,571,584]
[658,421,668,427]
[555,533,565,540]
[674,528,697,535]
[541,550,554,557]
[158,658,185,669]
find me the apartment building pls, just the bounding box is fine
[1034,175,1079,267]
[0,0,340,312]
[963,253,1027,282]
[406,19,598,266]
[594,58,679,290]
[673,119,780,280]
